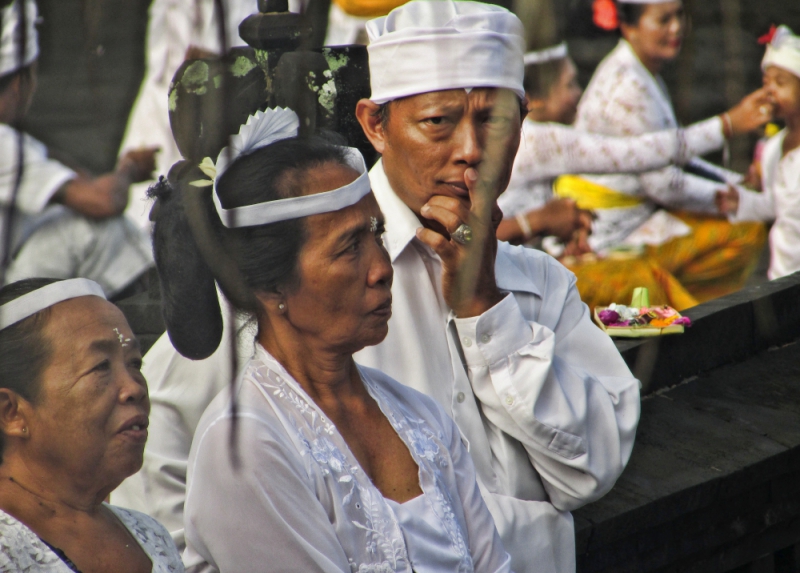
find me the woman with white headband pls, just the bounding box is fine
[0,278,183,572]
[573,0,767,304]
[150,108,512,572]
[497,39,770,310]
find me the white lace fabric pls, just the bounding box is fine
[0,504,184,572]
[183,345,511,573]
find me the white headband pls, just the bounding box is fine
[0,278,106,331]
[190,107,372,229]
[523,42,568,66]
[1,0,39,78]
[366,0,525,104]
[762,26,800,79]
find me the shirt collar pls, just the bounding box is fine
[369,159,541,298]
[369,159,423,263]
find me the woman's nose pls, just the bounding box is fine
[119,370,148,404]
[368,242,394,287]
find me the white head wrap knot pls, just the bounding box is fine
[762,25,800,79]
[190,107,372,229]
[366,0,525,104]
[0,0,38,78]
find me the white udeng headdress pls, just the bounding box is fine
[0,0,39,78]
[191,107,372,229]
[366,0,525,104]
[762,26,800,79]
[523,42,568,66]
[0,278,106,331]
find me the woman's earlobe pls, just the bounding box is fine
[0,390,30,439]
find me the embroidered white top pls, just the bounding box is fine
[499,116,725,218]
[0,505,184,573]
[354,161,641,573]
[182,345,512,573]
[731,129,800,279]
[574,39,739,251]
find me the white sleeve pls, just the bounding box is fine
[731,185,776,223]
[0,127,75,214]
[184,414,351,573]
[441,411,513,573]
[527,118,725,181]
[453,282,640,513]
[638,166,722,213]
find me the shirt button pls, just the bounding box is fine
[505,395,515,406]
[462,337,472,347]
[456,392,466,403]
[481,334,491,344]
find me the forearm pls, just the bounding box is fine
[640,167,720,213]
[53,171,132,218]
[456,293,640,510]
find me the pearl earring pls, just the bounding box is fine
[278,303,286,312]
[21,428,27,434]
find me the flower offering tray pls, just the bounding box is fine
[593,306,687,338]
[593,287,691,338]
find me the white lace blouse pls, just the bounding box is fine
[0,504,184,572]
[183,345,512,573]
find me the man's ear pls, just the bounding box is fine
[355,98,387,155]
[0,389,30,440]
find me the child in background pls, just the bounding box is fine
[718,26,800,279]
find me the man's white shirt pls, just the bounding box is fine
[354,160,641,573]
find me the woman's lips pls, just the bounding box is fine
[371,299,392,318]
[118,414,149,444]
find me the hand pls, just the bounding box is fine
[118,147,159,183]
[715,185,740,215]
[528,198,592,243]
[562,227,593,257]
[416,168,505,318]
[727,88,773,136]
[743,161,762,191]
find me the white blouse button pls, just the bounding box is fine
[462,337,472,347]
[481,334,491,344]
[456,392,466,403]
[505,395,515,406]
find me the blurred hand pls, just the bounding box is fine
[118,147,159,183]
[531,198,592,243]
[743,161,763,191]
[715,185,740,215]
[562,227,593,257]
[184,45,218,61]
[727,88,773,136]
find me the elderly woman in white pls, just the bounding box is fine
[149,108,513,572]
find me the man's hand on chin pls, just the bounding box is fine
[416,167,505,318]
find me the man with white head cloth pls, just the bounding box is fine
[0,0,155,297]
[353,2,640,571]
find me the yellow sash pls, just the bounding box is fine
[333,0,408,18]
[553,175,645,210]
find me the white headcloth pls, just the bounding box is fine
[366,0,525,104]
[0,0,38,78]
[190,107,372,229]
[762,26,800,79]
[523,42,568,66]
[0,278,106,331]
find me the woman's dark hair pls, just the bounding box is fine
[523,57,569,101]
[616,1,646,27]
[0,278,59,462]
[149,135,350,360]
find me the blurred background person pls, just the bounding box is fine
[571,0,767,304]
[718,25,800,280]
[1,0,156,298]
[0,278,183,572]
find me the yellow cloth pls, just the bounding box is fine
[563,255,698,313]
[333,0,407,18]
[649,212,767,303]
[553,175,644,210]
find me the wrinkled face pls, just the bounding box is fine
[377,88,523,216]
[26,297,149,488]
[539,58,583,125]
[282,163,393,355]
[763,65,800,120]
[622,1,686,67]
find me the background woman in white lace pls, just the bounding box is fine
[149,109,512,573]
[0,278,183,573]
